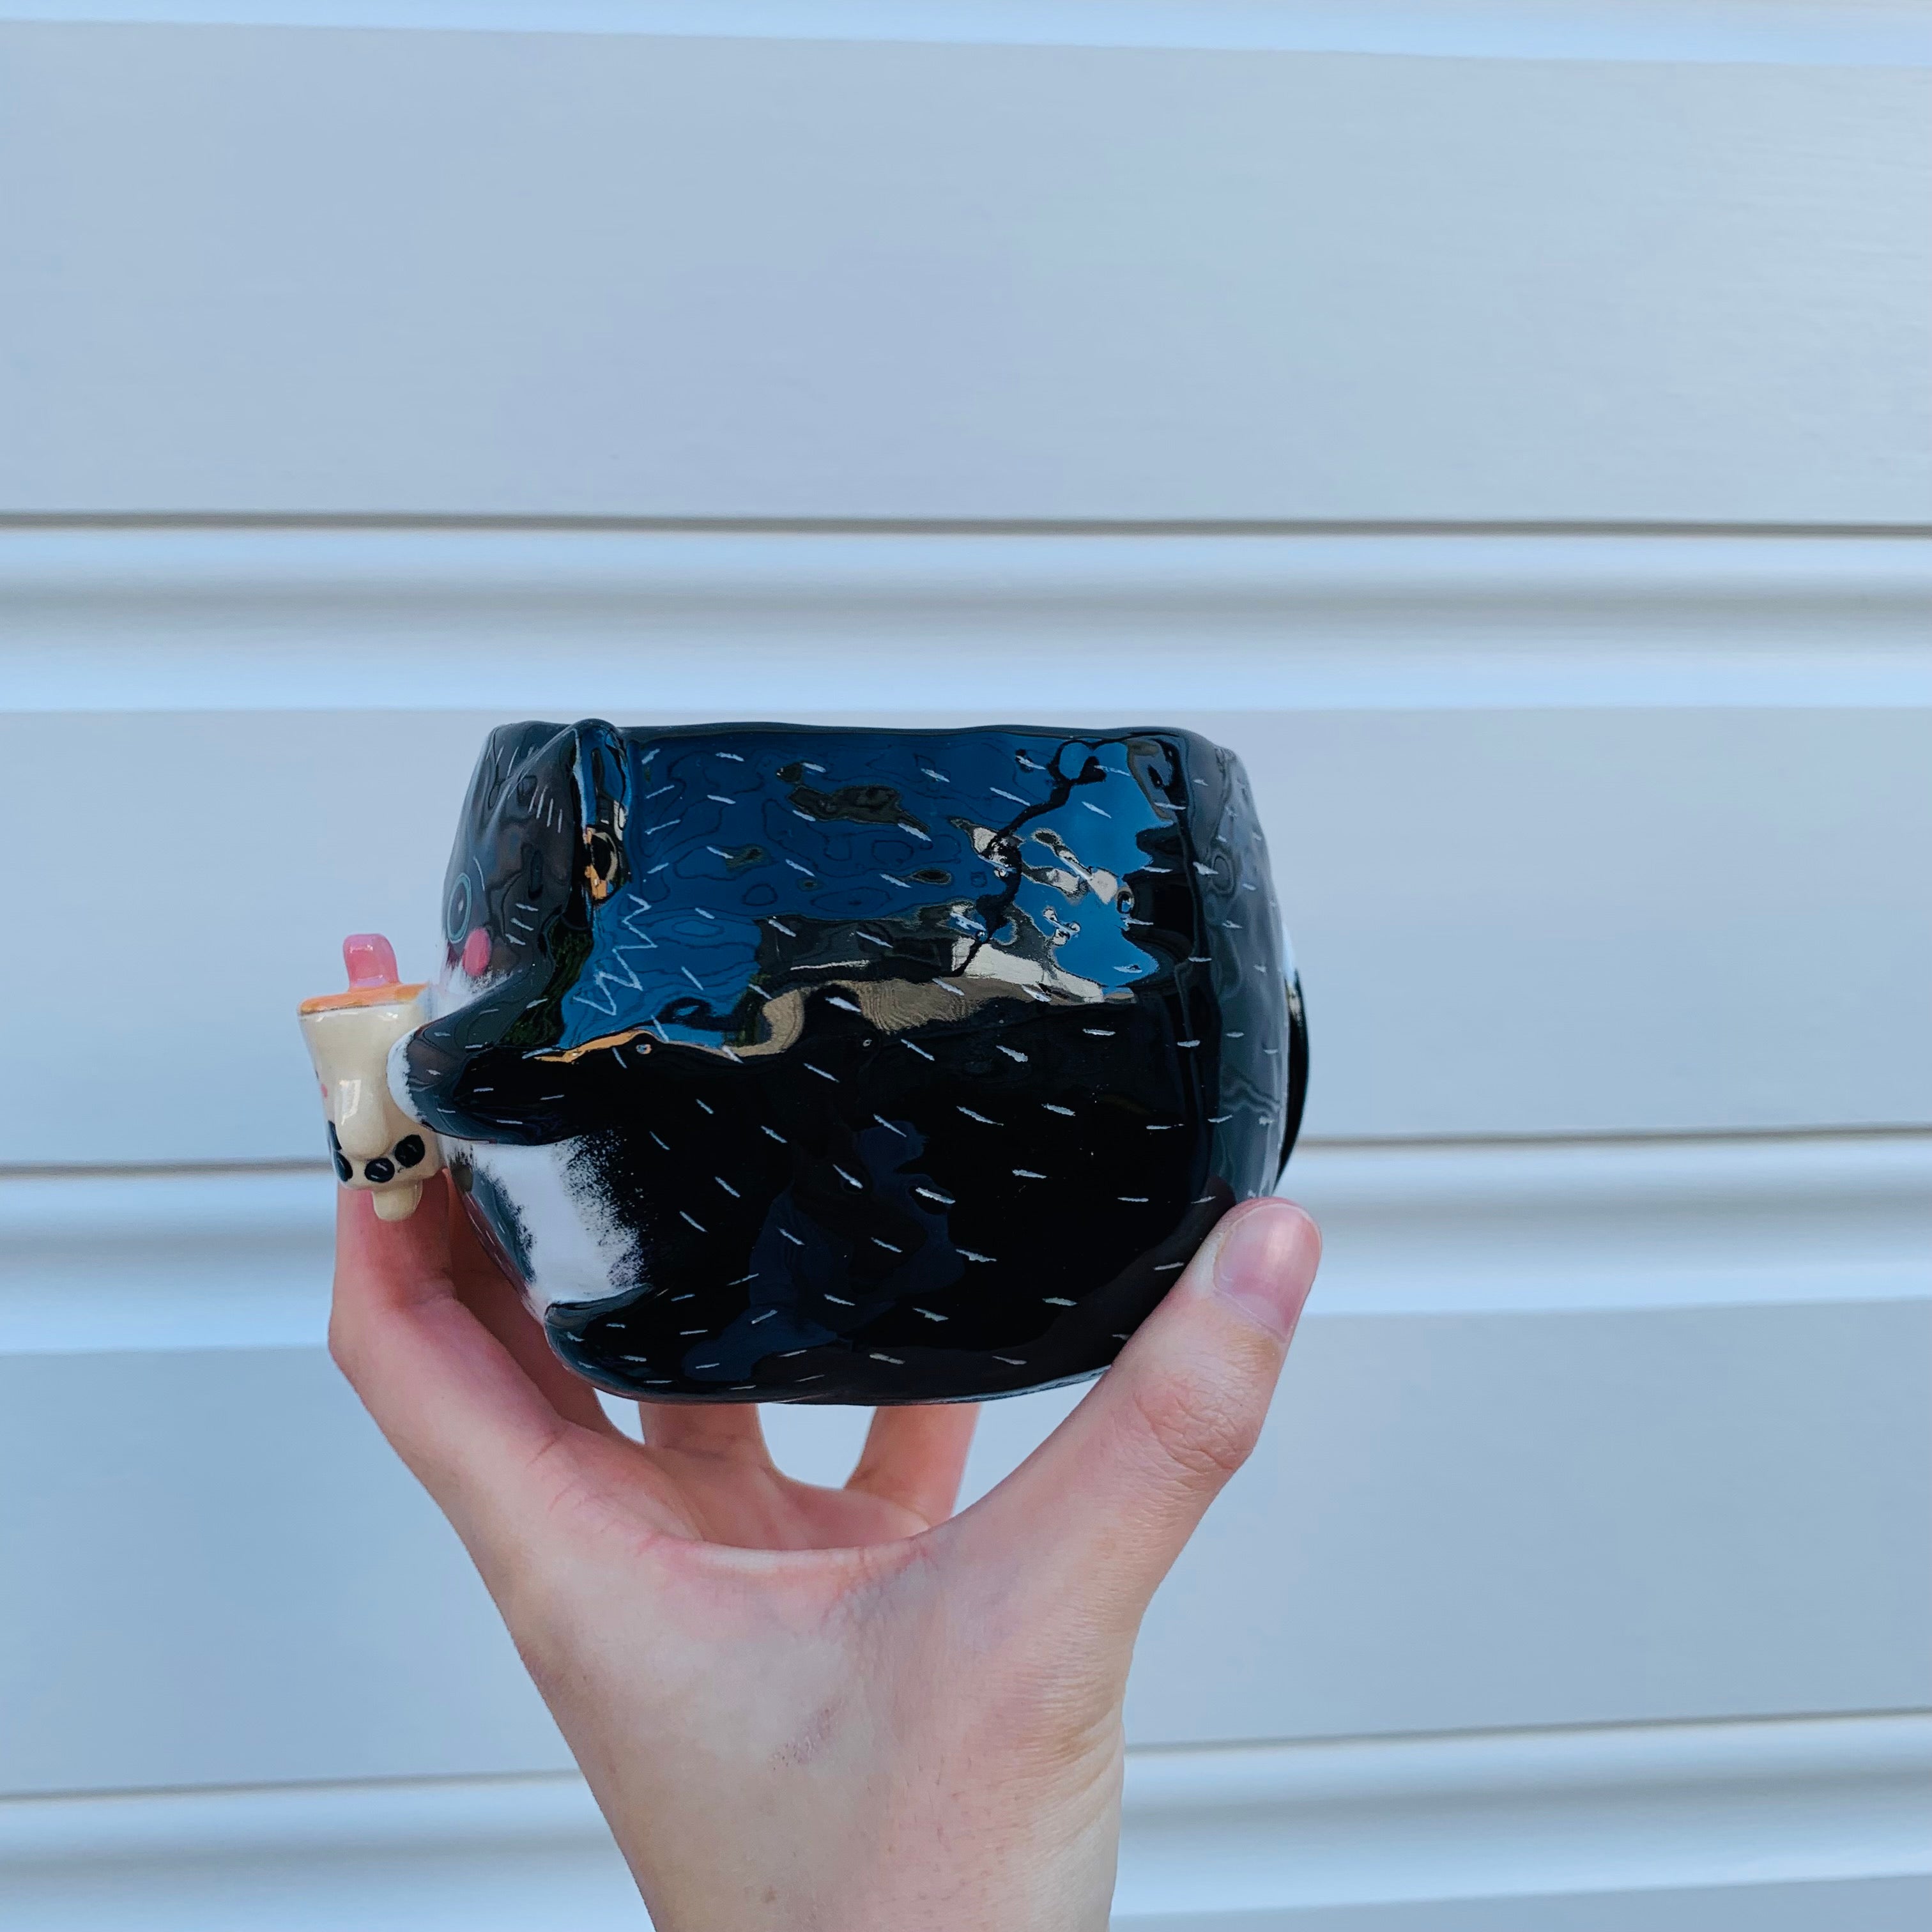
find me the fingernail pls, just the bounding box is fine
[1211,1200,1321,1340]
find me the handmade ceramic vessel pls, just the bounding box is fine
[300,721,1307,1404]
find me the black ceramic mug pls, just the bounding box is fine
[302,721,1307,1404]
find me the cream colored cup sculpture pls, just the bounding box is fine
[298,934,442,1221]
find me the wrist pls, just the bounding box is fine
[606,1734,1124,1932]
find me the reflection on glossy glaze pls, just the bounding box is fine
[402,721,1308,1404]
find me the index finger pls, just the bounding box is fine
[328,1177,590,1544]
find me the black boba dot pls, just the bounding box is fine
[394,1134,426,1169]
[332,1152,353,1183]
[364,1157,395,1183]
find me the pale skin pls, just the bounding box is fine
[330,1177,1322,1930]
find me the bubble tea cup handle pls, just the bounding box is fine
[297,933,443,1221]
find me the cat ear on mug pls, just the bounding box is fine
[297,933,443,1220]
[572,719,631,905]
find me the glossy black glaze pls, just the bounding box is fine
[403,721,1307,1404]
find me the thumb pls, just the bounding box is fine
[953,1197,1321,1631]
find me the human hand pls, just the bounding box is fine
[330,1177,1321,1931]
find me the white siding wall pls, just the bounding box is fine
[1,7,1928,1926]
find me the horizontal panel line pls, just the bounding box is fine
[6,1710,1927,1918]
[8,1705,1926,1811]
[7,512,1932,540]
[1130,1704,1932,1758]
[5,1,1932,68]
[10,526,1929,712]
[2,1133,1922,1353]
[1,1124,1924,1183]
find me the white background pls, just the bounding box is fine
[1,5,1928,1926]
